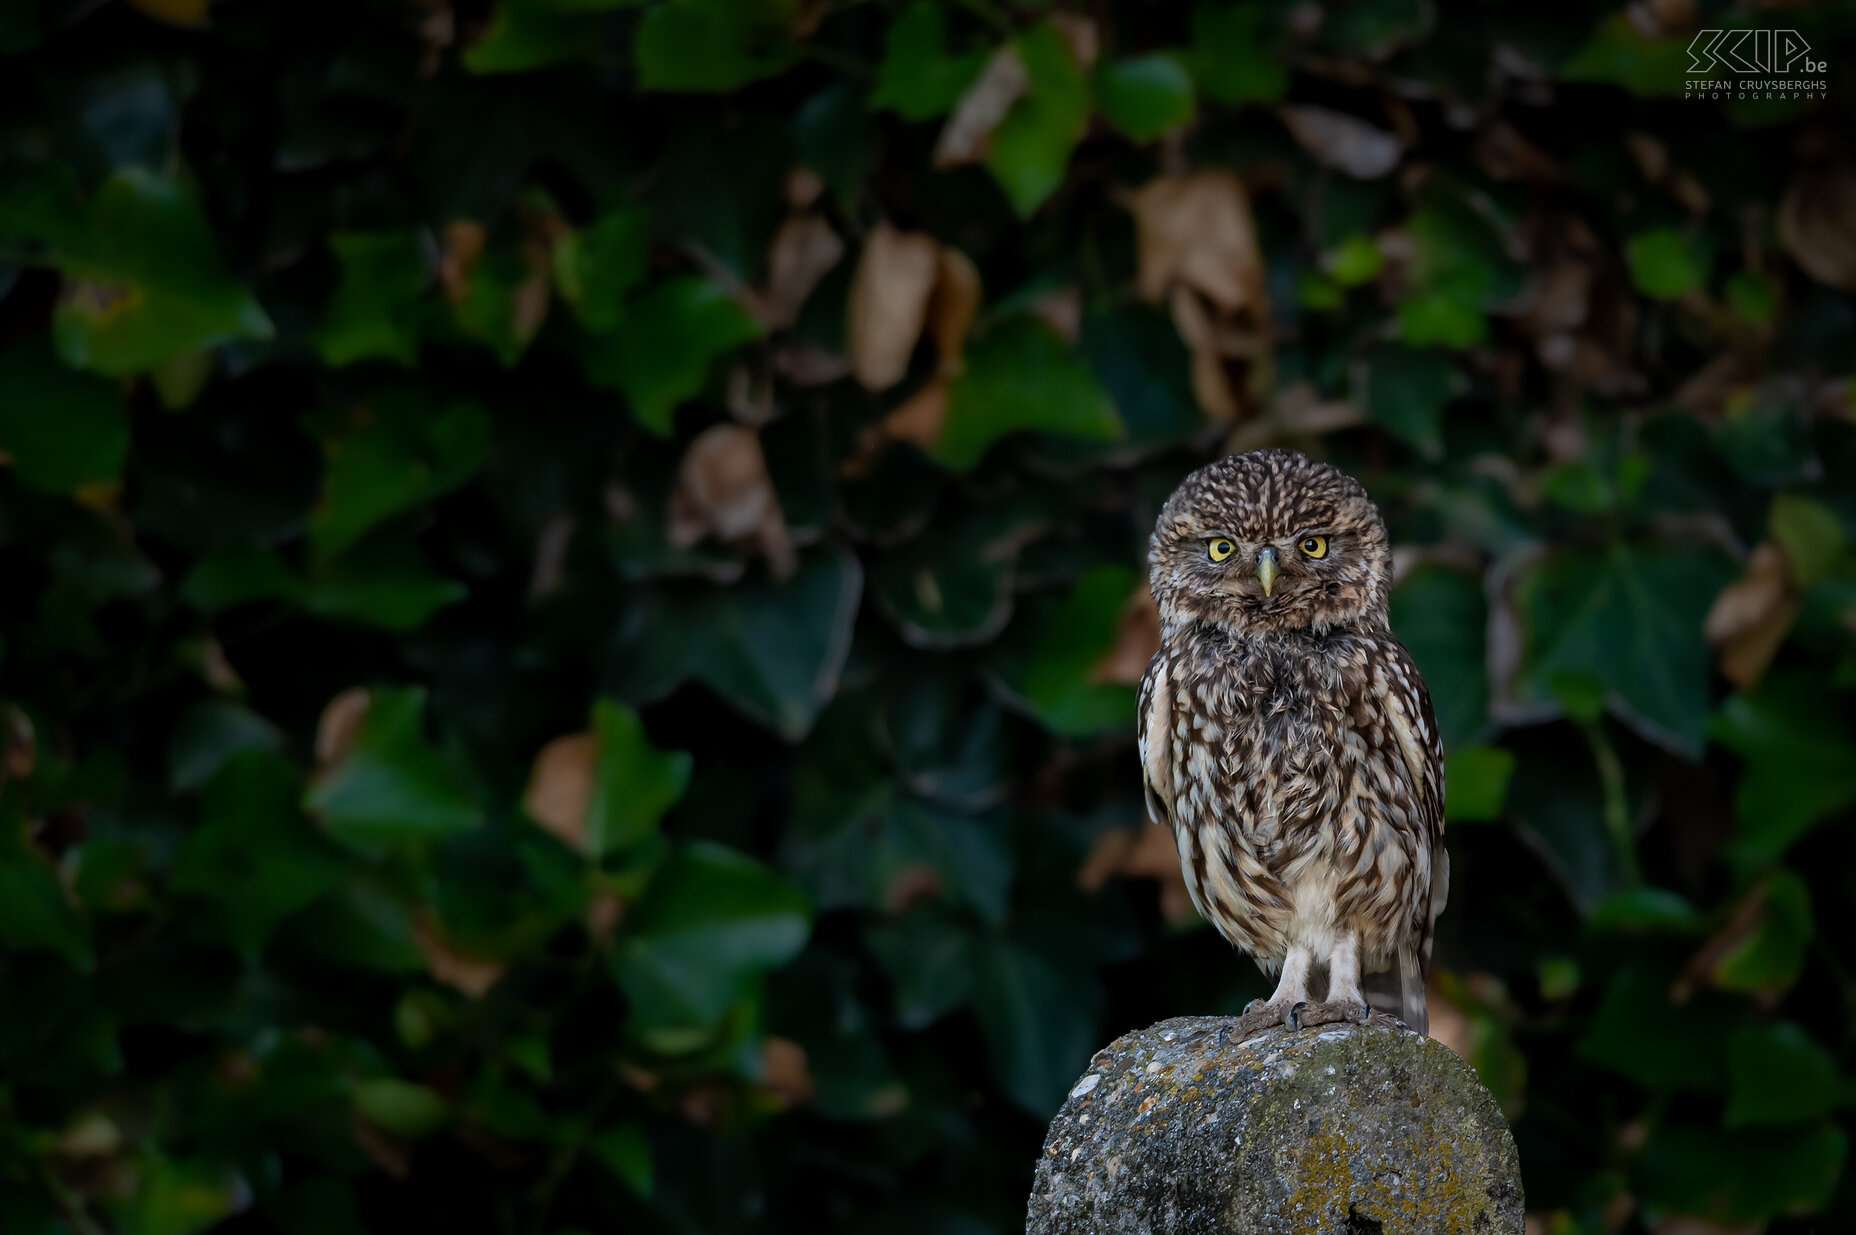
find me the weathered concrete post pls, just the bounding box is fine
[1026,1016,1523,1234]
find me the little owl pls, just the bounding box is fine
[1138,449,1447,1034]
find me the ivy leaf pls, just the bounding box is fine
[1635,1121,1847,1224]
[1627,228,1708,300]
[1724,1022,1841,1128]
[1511,541,1736,757]
[305,688,482,852]
[1710,869,1813,994]
[1185,2,1287,104]
[1711,672,1856,864]
[634,0,799,92]
[0,337,128,494]
[1095,54,1195,143]
[585,699,693,861]
[614,842,810,1034]
[1389,563,1488,747]
[1367,344,1455,455]
[987,23,1090,217]
[308,389,491,555]
[0,841,92,970]
[174,752,343,953]
[973,940,1099,1116]
[606,544,862,741]
[462,2,601,75]
[870,1,987,121]
[553,207,649,334]
[1443,745,1514,823]
[586,276,760,435]
[940,317,1121,469]
[992,565,1141,738]
[51,168,272,375]
[317,232,428,367]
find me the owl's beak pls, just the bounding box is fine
[1254,547,1278,597]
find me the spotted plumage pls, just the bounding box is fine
[1137,450,1448,1034]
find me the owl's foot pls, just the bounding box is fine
[1231,999,1305,1038]
[1294,998,1371,1028]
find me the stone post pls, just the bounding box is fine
[1026,1016,1523,1234]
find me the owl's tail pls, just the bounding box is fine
[1362,943,1428,1036]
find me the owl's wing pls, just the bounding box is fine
[1136,650,1175,827]
[1365,638,1449,1031]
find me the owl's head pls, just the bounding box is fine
[1148,450,1391,637]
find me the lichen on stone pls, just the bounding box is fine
[1025,1017,1523,1234]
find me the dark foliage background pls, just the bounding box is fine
[2,0,1855,1232]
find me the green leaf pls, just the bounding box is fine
[1396,185,1520,349]
[452,238,549,366]
[587,276,760,434]
[1726,270,1776,325]
[1077,304,1201,447]
[869,2,987,121]
[607,544,862,740]
[1577,960,1735,1090]
[1389,563,1487,746]
[987,24,1090,216]
[308,389,491,555]
[316,232,428,367]
[867,494,1047,647]
[1588,886,1702,932]
[300,532,469,630]
[1559,12,1693,98]
[167,701,283,792]
[1366,343,1454,454]
[940,317,1121,469]
[1095,54,1195,143]
[462,1,601,74]
[1626,228,1707,300]
[113,1157,248,1235]
[353,1078,449,1139]
[1186,2,1287,104]
[866,909,981,1029]
[583,699,693,860]
[305,687,482,851]
[51,168,272,375]
[1008,565,1142,738]
[173,752,343,953]
[1712,673,1856,864]
[1635,1121,1846,1224]
[1511,541,1736,757]
[553,207,649,334]
[1711,869,1813,993]
[1725,1022,1841,1128]
[1443,745,1514,823]
[973,940,1098,1116]
[590,1122,653,1196]
[1325,233,1383,286]
[634,0,799,92]
[0,338,128,493]
[1769,494,1846,587]
[0,841,91,970]
[614,842,810,1033]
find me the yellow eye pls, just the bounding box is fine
[1208,539,1235,562]
[1299,536,1328,559]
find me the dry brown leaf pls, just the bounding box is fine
[1047,13,1099,68]
[667,423,797,579]
[785,167,825,211]
[529,512,577,599]
[774,343,852,387]
[1168,285,1241,422]
[926,247,982,375]
[760,1037,815,1107]
[1130,172,1266,315]
[524,732,596,851]
[882,380,949,454]
[848,222,942,391]
[1226,381,1364,452]
[762,214,845,329]
[1032,284,1083,343]
[884,864,945,913]
[315,688,371,770]
[1089,582,1159,685]
[414,913,504,999]
[1477,121,1560,183]
[934,45,1029,168]
[1425,973,1472,1060]
[1704,541,1799,686]
[1779,160,1856,291]
[585,888,624,946]
[351,1109,411,1178]
[1279,105,1403,179]
[2,704,36,782]
[126,0,209,25]
[1077,824,1194,923]
[438,220,485,304]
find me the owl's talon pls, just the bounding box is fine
[1287,1001,1306,1031]
[1295,999,1371,1028]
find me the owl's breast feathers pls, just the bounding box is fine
[1137,626,1447,969]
